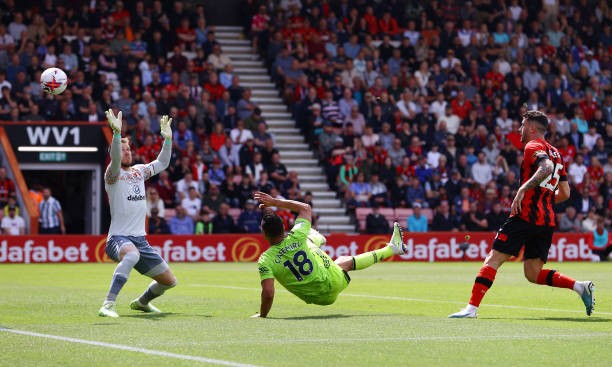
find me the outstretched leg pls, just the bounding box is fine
[99,243,140,318]
[525,259,595,316]
[335,222,406,272]
[131,268,177,313]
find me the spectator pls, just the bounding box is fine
[486,202,506,231]
[38,187,65,234]
[0,167,15,208]
[168,206,194,234]
[146,187,165,218]
[207,44,232,71]
[346,172,371,210]
[591,217,611,261]
[568,154,588,189]
[1,205,25,235]
[211,203,236,233]
[237,199,262,233]
[195,209,214,235]
[201,184,226,214]
[153,171,176,209]
[175,172,199,201]
[460,202,488,232]
[148,207,170,235]
[407,203,428,232]
[267,152,288,187]
[431,201,458,231]
[181,187,202,219]
[365,204,390,234]
[471,152,493,188]
[237,88,256,121]
[558,206,582,232]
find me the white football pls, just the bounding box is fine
[40,67,68,95]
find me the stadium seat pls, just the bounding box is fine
[394,208,414,223]
[422,209,434,223]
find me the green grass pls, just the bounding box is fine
[1,262,611,366]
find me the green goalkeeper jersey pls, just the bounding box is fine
[257,218,334,304]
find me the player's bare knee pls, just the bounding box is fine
[166,277,177,288]
[159,275,177,288]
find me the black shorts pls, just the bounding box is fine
[492,216,554,262]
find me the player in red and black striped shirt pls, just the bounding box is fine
[449,110,595,318]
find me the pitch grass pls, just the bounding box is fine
[0,262,610,367]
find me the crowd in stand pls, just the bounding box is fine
[239,0,611,242]
[0,1,611,244]
[0,0,315,235]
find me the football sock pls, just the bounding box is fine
[352,246,394,270]
[105,251,140,302]
[138,280,177,305]
[468,265,497,307]
[536,269,576,290]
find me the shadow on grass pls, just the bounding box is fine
[531,317,611,323]
[274,314,391,320]
[482,317,611,323]
[115,312,213,321]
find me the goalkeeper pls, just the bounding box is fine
[252,191,407,318]
[98,109,177,317]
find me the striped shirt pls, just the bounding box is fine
[39,196,62,229]
[517,138,567,227]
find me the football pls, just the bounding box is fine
[40,67,68,95]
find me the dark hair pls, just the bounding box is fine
[261,210,284,239]
[522,110,549,130]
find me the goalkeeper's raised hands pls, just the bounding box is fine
[160,115,172,140]
[105,109,122,134]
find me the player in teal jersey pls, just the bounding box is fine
[252,191,406,318]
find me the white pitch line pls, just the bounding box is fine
[190,283,612,316]
[0,328,260,367]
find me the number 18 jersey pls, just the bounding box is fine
[257,218,334,304]
[518,138,567,227]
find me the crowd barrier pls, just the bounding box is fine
[0,232,595,263]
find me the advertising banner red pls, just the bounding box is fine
[0,232,594,264]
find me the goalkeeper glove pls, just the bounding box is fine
[160,115,173,140]
[105,109,122,134]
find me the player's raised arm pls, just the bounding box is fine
[253,191,312,223]
[105,109,122,184]
[145,115,173,179]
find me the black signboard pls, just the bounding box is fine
[1,122,109,164]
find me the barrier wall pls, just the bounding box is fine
[0,232,594,263]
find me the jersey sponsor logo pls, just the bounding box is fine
[132,185,141,195]
[127,194,146,201]
[258,266,269,275]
